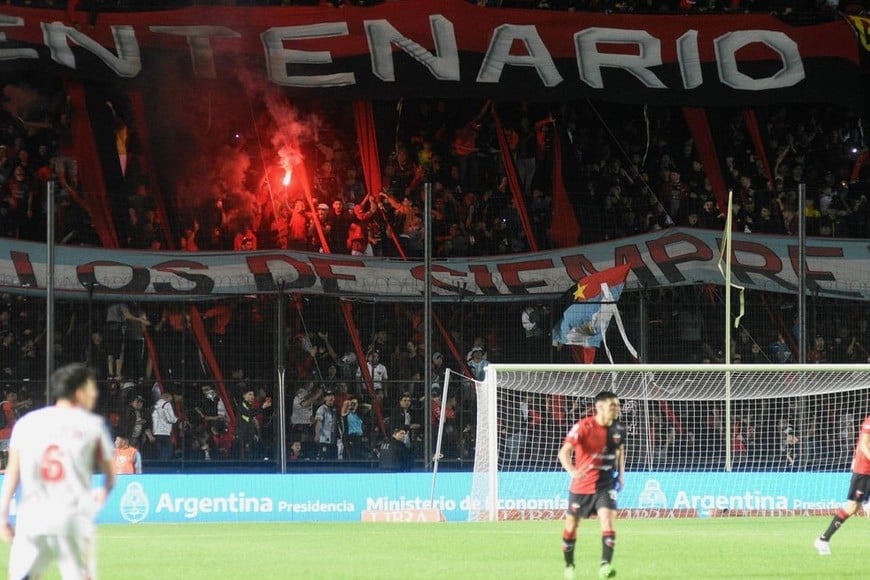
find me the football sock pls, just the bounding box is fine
[601,531,616,564]
[562,530,576,567]
[820,509,850,541]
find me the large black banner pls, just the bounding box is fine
[0,0,862,108]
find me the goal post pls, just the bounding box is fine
[470,363,870,522]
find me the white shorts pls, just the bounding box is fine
[8,532,95,580]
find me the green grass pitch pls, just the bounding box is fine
[1,516,866,579]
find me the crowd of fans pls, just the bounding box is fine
[4,83,869,260]
[135,78,867,259]
[0,287,866,470]
[156,98,870,262]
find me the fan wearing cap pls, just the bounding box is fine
[308,203,332,251]
[313,389,338,459]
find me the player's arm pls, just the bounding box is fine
[91,424,116,509]
[615,445,626,491]
[558,441,578,479]
[90,457,116,511]
[859,432,870,463]
[0,448,20,542]
[101,455,116,496]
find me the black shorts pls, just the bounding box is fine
[567,489,618,519]
[104,323,124,358]
[846,473,870,503]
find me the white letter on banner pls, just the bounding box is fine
[714,30,805,90]
[574,27,665,89]
[261,23,355,87]
[477,24,563,87]
[41,22,140,77]
[0,15,38,61]
[677,30,702,89]
[364,15,459,82]
[149,26,240,79]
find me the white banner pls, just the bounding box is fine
[2,228,869,301]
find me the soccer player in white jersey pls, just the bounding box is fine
[0,363,115,580]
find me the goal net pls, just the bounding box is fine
[469,363,870,521]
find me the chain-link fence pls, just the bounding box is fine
[0,287,866,471]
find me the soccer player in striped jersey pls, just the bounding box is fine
[815,412,870,555]
[558,390,624,579]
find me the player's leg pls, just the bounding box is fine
[54,533,92,580]
[562,493,583,578]
[594,488,618,579]
[562,513,579,574]
[596,506,617,579]
[8,535,54,580]
[816,474,868,554]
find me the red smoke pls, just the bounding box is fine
[256,78,321,216]
[263,87,315,174]
[144,60,328,244]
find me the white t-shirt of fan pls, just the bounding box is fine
[9,406,113,536]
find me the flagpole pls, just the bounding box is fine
[724,190,733,473]
[423,180,433,471]
[45,180,56,404]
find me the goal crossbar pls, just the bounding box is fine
[483,363,870,399]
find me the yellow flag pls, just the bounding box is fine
[847,15,870,52]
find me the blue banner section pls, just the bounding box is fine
[620,472,846,516]
[497,471,849,517]
[0,471,851,524]
[99,473,476,523]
